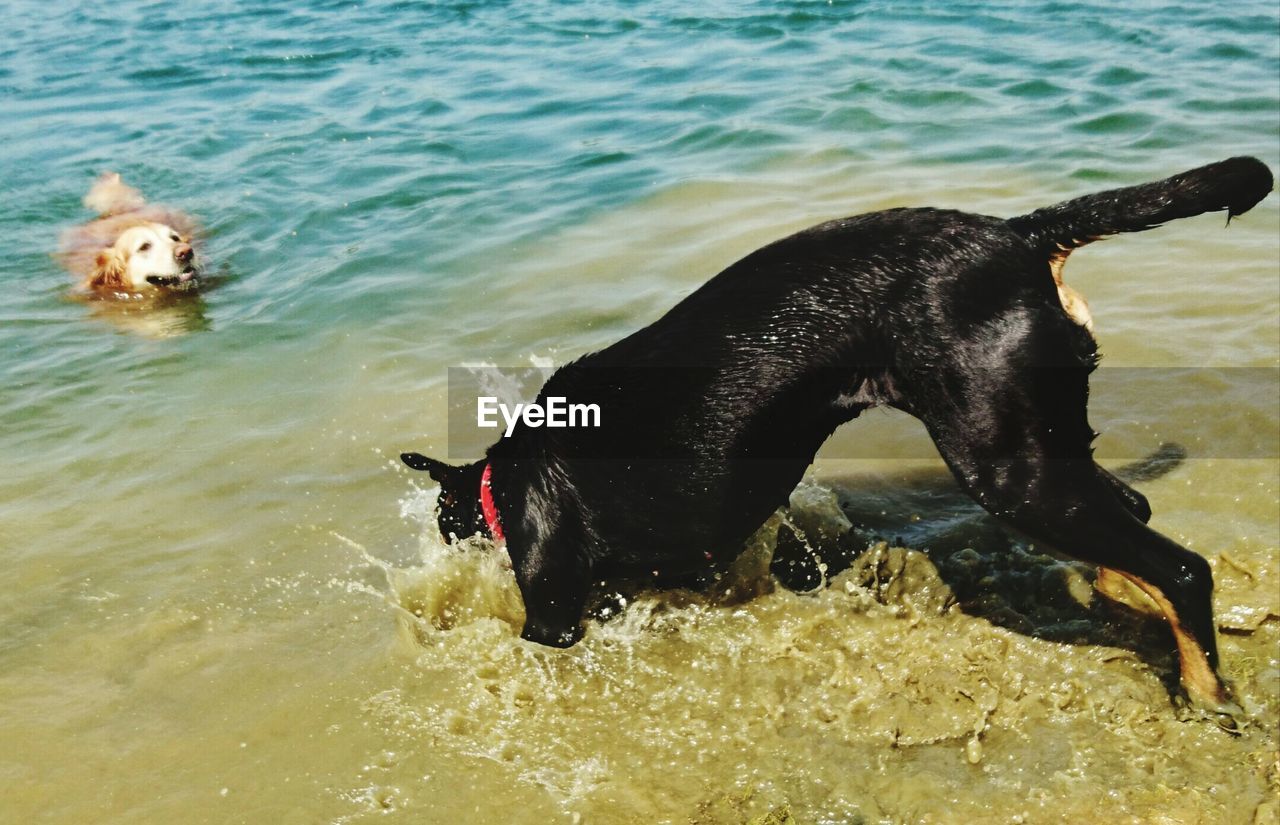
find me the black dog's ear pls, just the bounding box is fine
[401,452,456,483]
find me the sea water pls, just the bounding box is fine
[1,2,1277,822]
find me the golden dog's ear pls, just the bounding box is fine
[90,249,128,290]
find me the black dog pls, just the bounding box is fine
[404,157,1273,713]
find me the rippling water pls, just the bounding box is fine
[2,1,1277,823]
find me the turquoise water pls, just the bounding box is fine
[2,2,1278,823]
[5,2,1278,359]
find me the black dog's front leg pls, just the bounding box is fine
[511,533,591,648]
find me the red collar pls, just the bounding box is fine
[479,462,504,541]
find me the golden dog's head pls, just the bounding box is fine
[91,221,199,290]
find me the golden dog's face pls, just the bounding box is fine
[92,222,198,291]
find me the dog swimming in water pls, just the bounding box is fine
[59,172,201,293]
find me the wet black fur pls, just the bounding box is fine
[404,157,1273,676]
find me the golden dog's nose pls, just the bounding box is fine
[175,243,193,263]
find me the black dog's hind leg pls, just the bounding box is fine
[915,356,1231,712]
[1090,466,1177,618]
[943,448,1227,710]
[1093,467,1167,617]
[1096,445,1193,604]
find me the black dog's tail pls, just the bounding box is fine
[1009,156,1274,264]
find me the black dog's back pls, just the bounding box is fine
[514,208,1051,569]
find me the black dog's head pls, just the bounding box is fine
[401,453,487,542]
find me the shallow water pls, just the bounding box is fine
[2,1,1278,823]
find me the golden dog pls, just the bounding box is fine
[60,173,200,292]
